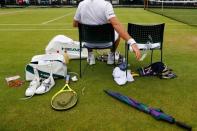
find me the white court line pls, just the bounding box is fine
[0,23,72,26]
[0,10,27,15]
[0,28,196,31]
[0,28,77,31]
[41,11,74,25]
[0,23,196,26]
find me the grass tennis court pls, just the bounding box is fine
[0,8,197,131]
[147,8,197,26]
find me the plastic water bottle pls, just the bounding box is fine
[64,50,69,64]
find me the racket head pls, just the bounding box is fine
[51,90,78,110]
[51,83,78,110]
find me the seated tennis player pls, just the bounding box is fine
[73,0,141,65]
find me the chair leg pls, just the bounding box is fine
[114,51,115,66]
[125,43,127,76]
[126,43,129,76]
[113,44,115,66]
[125,42,127,62]
[151,50,153,64]
[80,43,82,78]
[161,49,163,63]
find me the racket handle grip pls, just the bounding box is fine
[175,121,192,131]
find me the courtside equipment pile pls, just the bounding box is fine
[26,35,86,81]
[24,35,84,99]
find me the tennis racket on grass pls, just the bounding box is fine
[51,75,78,110]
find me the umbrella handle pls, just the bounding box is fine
[175,121,192,131]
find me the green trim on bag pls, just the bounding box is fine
[26,64,64,79]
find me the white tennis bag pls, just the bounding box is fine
[25,53,67,81]
[45,35,88,59]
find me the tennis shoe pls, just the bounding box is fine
[87,52,95,65]
[35,75,55,94]
[25,77,40,97]
[25,68,40,97]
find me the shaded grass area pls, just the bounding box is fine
[0,8,197,131]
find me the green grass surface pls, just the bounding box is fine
[147,8,197,26]
[0,8,197,131]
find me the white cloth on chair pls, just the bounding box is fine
[129,42,161,51]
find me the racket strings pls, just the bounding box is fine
[52,91,77,110]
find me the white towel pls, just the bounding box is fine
[112,67,128,85]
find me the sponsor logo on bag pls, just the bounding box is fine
[62,47,81,52]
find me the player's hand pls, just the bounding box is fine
[131,44,141,60]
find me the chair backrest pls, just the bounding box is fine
[127,23,165,49]
[78,23,115,44]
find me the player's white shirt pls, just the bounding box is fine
[74,0,118,48]
[74,0,116,25]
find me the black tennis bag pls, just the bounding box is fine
[137,62,177,79]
